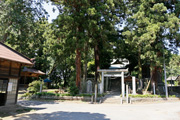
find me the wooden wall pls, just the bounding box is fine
[0,59,21,78]
[0,59,21,105]
[6,78,18,105]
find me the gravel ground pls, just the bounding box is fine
[2,100,180,120]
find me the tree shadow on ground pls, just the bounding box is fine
[0,105,45,118]
[18,100,59,107]
[14,111,110,120]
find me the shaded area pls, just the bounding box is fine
[18,100,59,107]
[0,105,44,118]
[14,111,110,120]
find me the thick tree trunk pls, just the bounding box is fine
[94,44,100,102]
[138,48,142,79]
[76,48,81,88]
[82,44,88,93]
[94,44,100,83]
[138,48,143,89]
[151,52,163,92]
[151,66,162,90]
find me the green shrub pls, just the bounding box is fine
[61,93,71,96]
[68,81,79,96]
[22,92,32,97]
[128,94,159,98]
[35,92,56,97]
[128,94,178,98]
[77,94,92,97]
[27,81,47,93]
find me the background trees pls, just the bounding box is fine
[1,0,180,93]
[123,0,180,90]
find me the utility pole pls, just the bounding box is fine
[163,52,168,98]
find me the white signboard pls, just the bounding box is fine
[8,82,13,91]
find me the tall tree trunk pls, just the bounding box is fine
[151,66,162,90]
[151,52,163,92]
[138,48,142,79]
[138,48,143,89]
[151,66,158,91]
[82,43,88,92]
[95,44,100,83]
[76,48,81,88]
[94,43,100,102]
[64,59,68,87]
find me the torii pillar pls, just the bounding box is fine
[100,72,104,94]
[121,71,125,98]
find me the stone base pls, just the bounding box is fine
[157,82,165,94]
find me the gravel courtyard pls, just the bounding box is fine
[3,100,180,120]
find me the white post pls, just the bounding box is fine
[163,54,168,98]
[100,72,104,94]
[132,76,136,95]
[94,84,97,103]
[106,77,108,91]
[121,72,125,98]
[126,84,128,103]
[40,81,42,93]
[153,82,156,95]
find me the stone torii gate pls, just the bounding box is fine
[98,69,136,98]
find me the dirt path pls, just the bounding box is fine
[2,100,180,120]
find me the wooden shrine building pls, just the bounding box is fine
[0,42,33,106]
[20,67,45,88]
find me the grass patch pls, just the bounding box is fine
[16,108,34,113]
[0,106,35,118]
[127,94,177,98]
[33,92,106,98]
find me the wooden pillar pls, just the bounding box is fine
[15,64,22,104]
[121,72,125,98]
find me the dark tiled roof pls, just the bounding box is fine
[167,76,177,81]
[0,42,33,65]
[22,67,45,75]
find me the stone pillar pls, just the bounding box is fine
[121,72,125,98]
[126,84,129,103]
[100,72,104,94]
[86,80,92,93]
[153,82,156,95]
[106,77,108,91]
[132,76,136,95]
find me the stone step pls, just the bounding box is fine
[102,96,131,104]
[103,97,121,103]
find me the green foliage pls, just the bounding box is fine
[174,81,179,86]
[123,0,180,79]
[128,94,176,98]
[27,81,47,93]
[33,92,105,97]
[166,54,180,78]
[22,92,32,98]
[68,81,79,96]
[35,92,56,97]
[1,0,180,92]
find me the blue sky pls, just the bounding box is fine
[43,2,59,23]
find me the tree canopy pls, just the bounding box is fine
[1,0,180,91]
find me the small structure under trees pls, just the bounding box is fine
[97,69,137,97]
[20,67,45,88]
